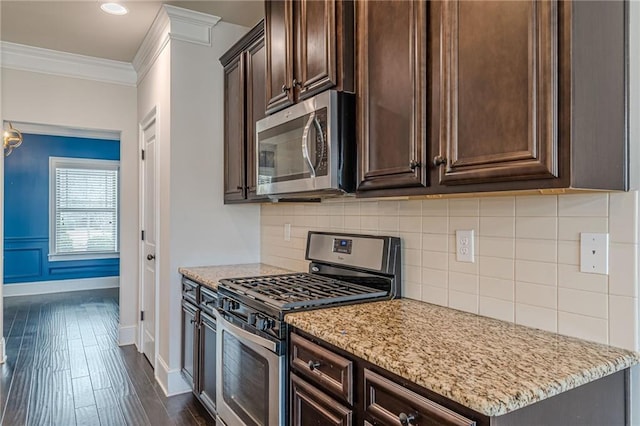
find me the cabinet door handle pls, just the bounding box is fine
[308,360,321,371]
[409,160,421,170]
[281,84,290,93]
[433,155,447,167]
[292,79,301,88]
[190,318,197,324]
[398,413,416,426]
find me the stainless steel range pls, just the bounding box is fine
[215,231,401,426]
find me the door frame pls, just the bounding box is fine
[138,106,160,369]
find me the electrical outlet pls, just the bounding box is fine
[580,233,609,275]
[456,230,475,263]
[284,223,291,241]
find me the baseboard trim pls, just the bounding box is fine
[118,325,137,346]
[3,276,119,297]
[155,355,191,397]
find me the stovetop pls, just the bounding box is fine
[219,272,388,310]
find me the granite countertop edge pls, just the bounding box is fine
[285,300,640,417]
[178,263,292,290]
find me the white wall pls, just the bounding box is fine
[136,12,261,394]
[0,68,139,343]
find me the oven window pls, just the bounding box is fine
[222,330,269,426]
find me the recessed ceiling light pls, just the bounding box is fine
[100,3,128,15]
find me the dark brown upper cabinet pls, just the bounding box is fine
[265,0,354,115]
[221,21,268,204]
[357,0,630,197]
[356,0,428,192]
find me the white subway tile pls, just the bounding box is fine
[403,248,422,267]
[294,215,317,227]
[479,297,515,322]
[344,216,360,232]
[316,203,332,216]
[558,264,608,293]
[448,253,479,275]
[557,240,580,265]
[515,238,557,263]
[421,268,448,288]
[327,202,345,216]
[516,304,557,333]
[360,216,379,231]
[480,217,515,238]
[422,250,449,271]
[480,276,514,301]
[378,200,399,216]
[558,217,608,241]
[516,195,557,217]
[449,198,479,217]
[399,216,422,233]
[422,233,448,252]
[404,265,421,282]
[360,201,379,216]
[609,243,638,297]
[515,260,557,286]
[479,256,514,280]
[317,215,331,228]
[515,281,557,309]
[423,216,449,234]
[400,232,422,250]
[448,217,480,235]
[403,281,422,300]
[448,290,479,314]
[449,271,478,294]
[399,200,422,216]
[478,237,515,259]
[609,295,638,351]
[609,192,638,244]
[344,202,360,216]
[558,312,608,345]
[558,287,608,319]
[330,215,345,230]
[421,285,448,306]
[480,197,515,217]
[558,194,609,217]
[422,199,448,216]
[515,217,557,240]
[379,216,399,233]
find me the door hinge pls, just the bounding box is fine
[141,149,145,160]
[140,311,144,321]
[141,230,145,241]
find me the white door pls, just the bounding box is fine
[141,114,157,366]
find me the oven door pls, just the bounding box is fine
[216,314,284,426]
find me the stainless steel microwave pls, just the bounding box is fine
[255,90,355,198]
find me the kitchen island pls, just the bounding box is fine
[286,298,640,424]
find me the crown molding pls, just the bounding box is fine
[0,41,137,87]
[133,5,221,84]
[4,120,120,141]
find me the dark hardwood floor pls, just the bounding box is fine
[0,288,214,426]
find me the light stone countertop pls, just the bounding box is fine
[178,263,291,290]
[285,298,640,417]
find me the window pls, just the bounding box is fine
[49,157,120,261]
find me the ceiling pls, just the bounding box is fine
[0,1,265,62]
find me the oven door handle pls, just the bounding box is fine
[301,111,317,178]
[219,313,277,353]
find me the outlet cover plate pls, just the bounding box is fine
[580,232,609,275]
[456,230,475,263]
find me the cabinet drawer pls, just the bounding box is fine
[364,369,475,426]
[181,277,199,304]
[199,286,218,316]
[290,332,353,404]
[291,373,352,426]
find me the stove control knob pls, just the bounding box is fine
[256,317,266,330]
[230,300,240,311]
[247,312,257,326]
[222,298,230,311]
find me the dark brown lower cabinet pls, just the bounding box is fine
[197,311,217,415]
[290,373,352,426]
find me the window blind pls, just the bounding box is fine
[53,166,119,255]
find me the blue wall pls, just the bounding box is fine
[4,133,120,284]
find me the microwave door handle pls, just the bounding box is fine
[312,117,325,172]
[302,112,317,178]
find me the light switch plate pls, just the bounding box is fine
[456,230,475,263]
[580,232,609,275]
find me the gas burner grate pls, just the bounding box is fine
[220,273,388,310]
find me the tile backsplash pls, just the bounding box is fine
[260,192,639,351]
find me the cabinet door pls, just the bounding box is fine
[290,373,352,426]
[266,0,295,113]
[246,36,269,201]
[356,0,428,192]
[434,0,558,185]
[295,0,337,100]
[223,55,247,202]
[181,302,198,390]
[198,312,217,415]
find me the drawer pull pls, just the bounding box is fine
[308,360,321,371]
[399,413,416,426]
